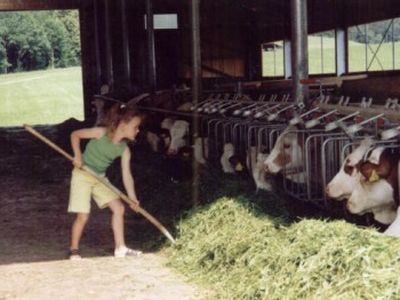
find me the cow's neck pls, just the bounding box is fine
[384,155,400,206]
[372,203,397,225]
[285,170,307,183]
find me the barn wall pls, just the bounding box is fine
[0,0,81,10]
[179,26,247,79]
[343,0,400,28]
[341,74,400,102]
[258,0,400,43]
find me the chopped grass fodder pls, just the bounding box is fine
[168,198,400,300]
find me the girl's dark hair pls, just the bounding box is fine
[104,103,145,134]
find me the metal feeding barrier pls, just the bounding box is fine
[199,93,295,162]
[275,94,400,208]
[136,87,400,217]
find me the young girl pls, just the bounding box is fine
[68,103,144,260]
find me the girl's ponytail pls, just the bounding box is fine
[104,103,144,134]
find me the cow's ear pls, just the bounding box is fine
[375,158,392,178]
[360,162,376,182]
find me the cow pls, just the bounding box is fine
[263,126,306,183]
[144,117,174,153]
[346,147,400,226]
[221,143,236,173]
[383,207,400,236]
[220,143,247,174]
[168,120,190,155]
[247,147,273,192]
[327,138,399,225]
[326,137,374,199]
[193,137,208,165]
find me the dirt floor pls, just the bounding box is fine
[0,125,205,300]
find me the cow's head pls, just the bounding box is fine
[159,118,174,150]
[263,126,303,174]
[326,138,373,199]
[223,143,235,156]
[193,137,208,164]
[347,149,395,215]
[168,120,190,155]
[347,174,394,215]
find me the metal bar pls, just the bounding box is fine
[191,0,202,112]
[356,25,384,71]
[318,102,400,122]
[335,28,346,76]
[284,39,292,79]
[393,18,395,70]
[145,0,156,92]
[365,24,368,71]
[104,0,113,88]
[191,0,201,207]
[321,34,324,74]
[290,0,309,103]
[138,106,197,118]
[120,0,131,86]
[273,43,277,76]
[367,19,394,71]
[93,0,102,89]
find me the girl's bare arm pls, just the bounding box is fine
[70,127,106,167]
[121,147,140,206]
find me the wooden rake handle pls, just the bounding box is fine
[24,124,175,244]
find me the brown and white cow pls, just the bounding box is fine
[219,143,246,174]
[263,126,306,183]
[326,137,374,199]
[247,147,273,192]
[328,140,399,225]
[346,147,399,226]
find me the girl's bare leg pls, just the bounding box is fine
[108,199,126,248]
[70,213,90,250]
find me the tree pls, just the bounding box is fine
[0,38,8,73]
[0,10,81,73]
[55,10,81,66]
[0,24,9,73]
[42,16,69,68]
[0,13,51,71]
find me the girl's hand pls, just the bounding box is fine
[129,198,140,212]
[73,157,83,168]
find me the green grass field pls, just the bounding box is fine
[0,67,84,127]
[262,36,400,76]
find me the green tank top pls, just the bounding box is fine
[83,135,128,174]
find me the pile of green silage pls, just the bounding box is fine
[168,198,400,300]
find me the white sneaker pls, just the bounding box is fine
[69,249,82,260]
[114,246,142,258]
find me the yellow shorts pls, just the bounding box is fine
[68,168,120,213]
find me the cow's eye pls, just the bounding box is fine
[344,165,354,174]
[283,144,291,149]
